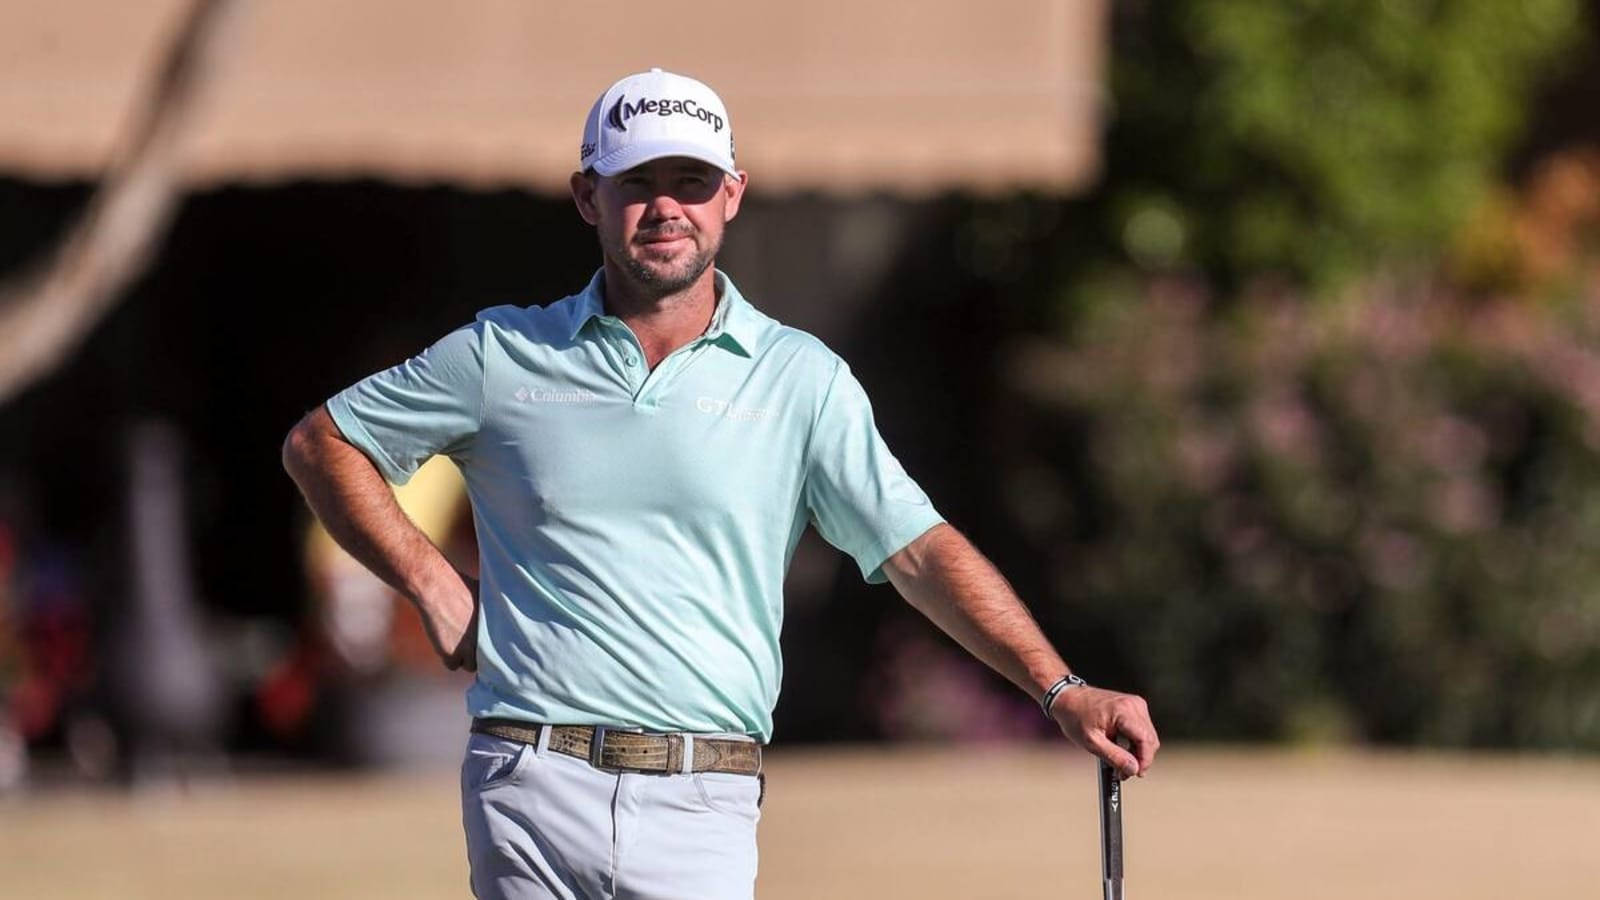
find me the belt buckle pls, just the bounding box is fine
[588,726,608,769]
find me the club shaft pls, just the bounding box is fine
[1098,760,1124,899]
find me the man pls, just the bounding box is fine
[283,68,1158,899]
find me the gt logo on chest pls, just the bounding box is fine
[695,396,773,422]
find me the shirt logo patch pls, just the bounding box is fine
[516,386,598,404]
[696,396,772,421]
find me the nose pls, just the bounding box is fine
[641,189,684,225]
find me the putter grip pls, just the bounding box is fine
[1098,759,1124,900]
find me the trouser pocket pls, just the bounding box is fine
[693,770,763,819]
[462,734,533,792]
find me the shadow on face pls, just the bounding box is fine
[570,157,745,230]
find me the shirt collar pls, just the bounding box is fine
[567,268,756,357]
[566,269,607,341]
[705,270,756,356]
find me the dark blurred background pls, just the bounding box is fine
[2,0,1598,794]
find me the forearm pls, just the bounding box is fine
[883,523,1068,702]
[282,406,474,661]
[884,521,1159,776]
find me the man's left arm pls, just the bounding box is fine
[882,523,1159,778]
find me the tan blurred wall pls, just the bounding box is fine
[0,0,1107,195]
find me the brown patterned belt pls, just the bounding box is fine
[470,718,762,776]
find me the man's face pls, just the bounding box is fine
[571,157,748,296]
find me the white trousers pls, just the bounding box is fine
[460,732,762,900]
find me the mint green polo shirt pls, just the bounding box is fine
[326,269,943,741]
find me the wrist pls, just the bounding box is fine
[1039,673,1088,718]
[407,562,471,610]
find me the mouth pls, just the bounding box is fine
[636,230,694,247]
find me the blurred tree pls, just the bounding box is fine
[1009,275,1600,748]
[975,0,1600,749]
[1104,0,1584,288]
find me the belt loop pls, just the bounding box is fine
[589,726,607,768]
[534,723,552,757]
[679,734,695,775]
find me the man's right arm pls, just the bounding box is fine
[281,405,477,670]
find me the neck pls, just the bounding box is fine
[599,260,719,369]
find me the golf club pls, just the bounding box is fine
[1098,756,1123,900]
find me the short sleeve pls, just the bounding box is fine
[325,322,485,485]
[803,361,945,583]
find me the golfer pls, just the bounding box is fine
[283,68,1159,899]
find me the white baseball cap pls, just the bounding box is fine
[579,68,738,178]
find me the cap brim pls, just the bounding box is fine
[590,140,739,179]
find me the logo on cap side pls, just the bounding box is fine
[605,95,725,134]
[606,95,629,132]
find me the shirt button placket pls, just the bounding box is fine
[604,322,640,392]
[623,351,641,398]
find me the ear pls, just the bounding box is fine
[721,170,749,223]
[570,171,600,226]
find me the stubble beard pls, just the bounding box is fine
[609,229,720,298]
